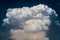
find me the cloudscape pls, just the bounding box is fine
[3,4,58,40]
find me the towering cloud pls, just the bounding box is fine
[3,4,58,40]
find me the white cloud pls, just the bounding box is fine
[3,4,58,40]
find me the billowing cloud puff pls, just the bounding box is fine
[3,4,58,40]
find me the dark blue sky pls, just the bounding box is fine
[0,0,60,40]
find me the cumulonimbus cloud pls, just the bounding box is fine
[3,4,58,40]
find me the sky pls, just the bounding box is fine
[0,0,60,40]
